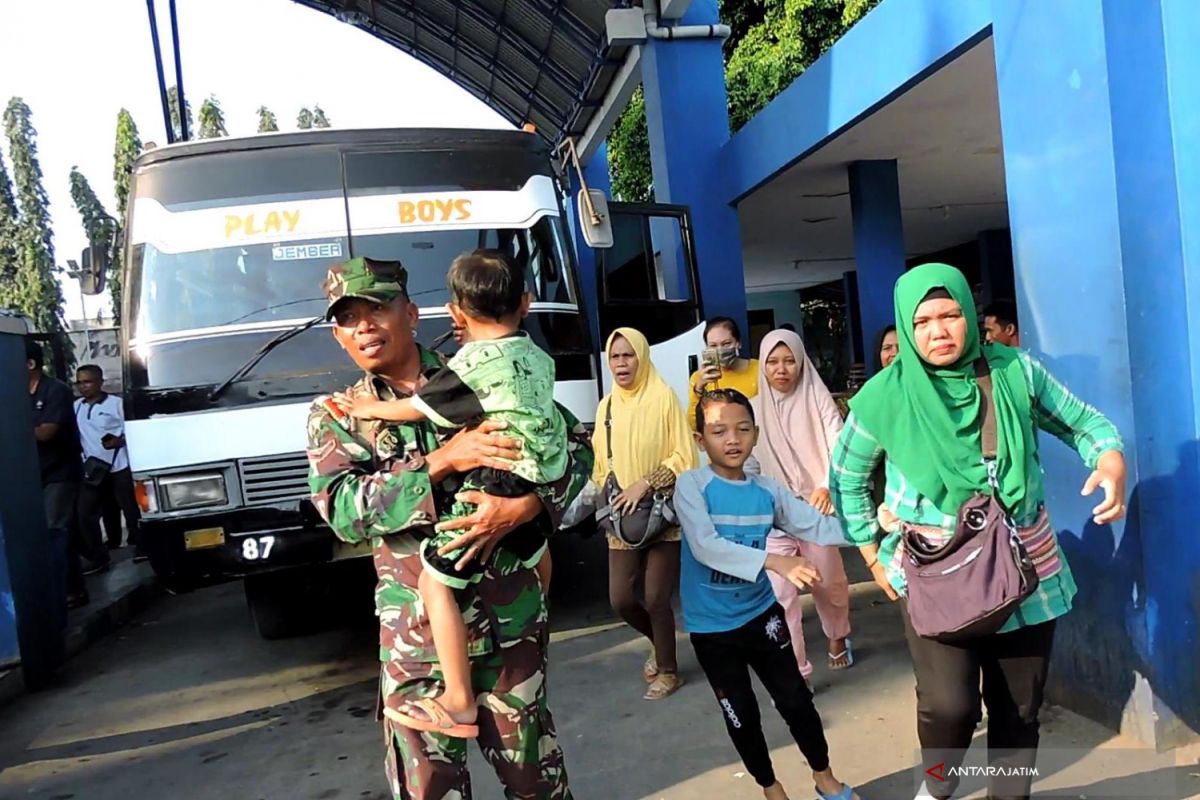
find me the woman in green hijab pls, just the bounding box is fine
[829,264,1127,800]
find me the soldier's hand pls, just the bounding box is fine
[434,492,543,570]
[426,421,522,482]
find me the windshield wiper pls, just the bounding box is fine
[208,315,324,401]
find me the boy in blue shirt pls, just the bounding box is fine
[676,389,860,800]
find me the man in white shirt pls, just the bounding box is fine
[74,365,142,561]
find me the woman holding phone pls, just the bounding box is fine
[687,316,759,426]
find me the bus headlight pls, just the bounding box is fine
[159,473,228,511]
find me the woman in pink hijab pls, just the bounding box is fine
[750,329,854,685]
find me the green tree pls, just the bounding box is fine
[257,105,279,133]
[0,151,18,312]
[311,105,331,128]
[606,0,880,200]
[297,107,313,130]
[167,85,193,141]
[197,95,228,139]
[607,87,654,202]
[3,97,68,338]
[111,108,141,322]
[68,167,116,312]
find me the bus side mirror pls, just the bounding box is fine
[577,189,614,250]
[78,242,109,296]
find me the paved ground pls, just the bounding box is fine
[0,554,1197,800]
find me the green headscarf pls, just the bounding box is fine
[849,263,1039,514]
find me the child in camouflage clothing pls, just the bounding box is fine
[344,248,567,739]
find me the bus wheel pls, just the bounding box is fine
[244,570,310,640]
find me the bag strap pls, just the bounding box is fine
[604,397,614,461]
[975,356,998,461]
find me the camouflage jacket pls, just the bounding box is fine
[306,345,593,667]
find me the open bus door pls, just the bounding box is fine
[594,202,704,410]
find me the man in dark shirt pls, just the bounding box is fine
[26,338,89,608]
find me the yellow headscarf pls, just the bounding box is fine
[592,328,698,487]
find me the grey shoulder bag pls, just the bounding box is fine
[596,400,676,549]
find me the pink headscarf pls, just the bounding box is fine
[750,330,845,498]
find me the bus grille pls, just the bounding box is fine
[238,452,311,506]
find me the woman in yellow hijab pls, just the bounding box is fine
[593,327,698,700]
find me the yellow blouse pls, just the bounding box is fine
[686,358,760,427]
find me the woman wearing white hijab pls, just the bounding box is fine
[750,330,854,684]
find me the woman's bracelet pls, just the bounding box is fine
[865,557,879,570]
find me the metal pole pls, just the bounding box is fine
[168,0,189,142]
[145,0,175,145]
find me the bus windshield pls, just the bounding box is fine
[130,215,575,338]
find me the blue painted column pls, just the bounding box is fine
[640,0,748,337]
[0,324,64,686]
[993,0,1200,746]
[848,160,906,374]
[567,142,611,348]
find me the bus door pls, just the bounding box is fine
[595,203,704,410]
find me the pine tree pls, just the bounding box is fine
[0,151,18,313]
[111,109,141,323]
[68,167,115,300]
[197,96,228,139]
[257,105,279,133]
[297,107,314,130]
[3,97,68,338]
[311,105,331,129]
[167,85,193,141]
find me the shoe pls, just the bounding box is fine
[82,560,111,577]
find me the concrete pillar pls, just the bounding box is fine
[993,0,1200,747]
[976,228,1014,305]
[0,319,64,687]
[848,159,906,375]
[640,0,748,336]
[567,142,611,348]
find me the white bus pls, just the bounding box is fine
[84,128,706,637]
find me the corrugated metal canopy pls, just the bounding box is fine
[292,0,631,146]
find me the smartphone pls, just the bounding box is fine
[701,347,720,370]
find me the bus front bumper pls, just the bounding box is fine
[139,505,370,585]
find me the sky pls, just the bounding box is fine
[0,0,510,323]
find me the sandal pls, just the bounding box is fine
[643,651,659,684]
[384,697,479,738]
[643,672,684,700]
[815,782,860,800]
[827,639,854,671]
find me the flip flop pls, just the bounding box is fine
[815,782,860,800]
[644,672,684,700]
[384,697,480,739]
[827,639,854,670]
[643,651,660,684]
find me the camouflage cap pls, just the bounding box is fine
[322,257,409,320]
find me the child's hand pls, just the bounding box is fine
[808,487,834,516]
[344,397,386,420]
[765,553,822,590]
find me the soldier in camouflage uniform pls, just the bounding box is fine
[306,257,592,799]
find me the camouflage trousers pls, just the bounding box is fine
[381,634,572,800]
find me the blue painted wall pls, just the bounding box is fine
[746,290,805,335]
[993,0,1199,743]
[718,0,992,203]
[0,332,65,683]
[641,0,748,336]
